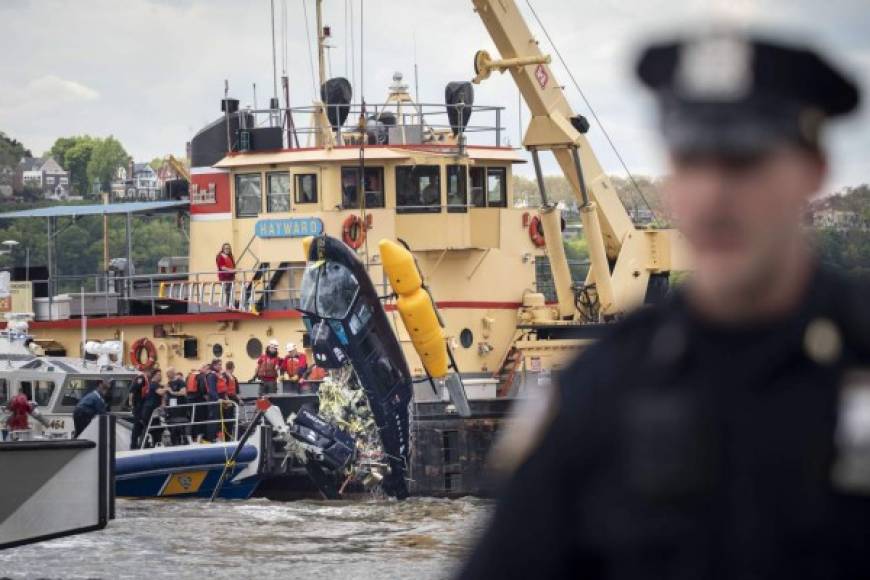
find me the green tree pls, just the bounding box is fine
[63,136,98,195]
[87,136,129,194]
[0,131,31,167]
[47,136,81,170]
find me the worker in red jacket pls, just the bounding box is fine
[5,390,36,431]
[216,242,235,307]
[253,339,282,396]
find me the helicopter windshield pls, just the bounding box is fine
[299,260,360,320]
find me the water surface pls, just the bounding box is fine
[0,497,492,579]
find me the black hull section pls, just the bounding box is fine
[300,235,414,499]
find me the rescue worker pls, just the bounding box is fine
[223,360,241,404]
[128,370,148,449]
[203,358,222,442]
[220,360,241,440]
[282,342,308,392]
[4,389,35,432]
[459,32,869,580]
[254,339,282,395]
[186,363,211,442]
[302,363,327,394]
[164,367,188,446]
[139,368,167,447]
[73,381,111,437]
[216,242,236,307]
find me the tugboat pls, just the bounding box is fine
[0,0,689,497]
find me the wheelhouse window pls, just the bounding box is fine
[295,174,318,204]
[396,165,441,214]
[235,173,262,217]
[469,167,507,208]
[267,172,291,212]
[60,378,131,411]
[446,165,467,213]
[470,167,485,207]
[35,381,55,407]
[487,167,507,207]
[341,167,385,209]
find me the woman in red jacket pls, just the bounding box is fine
[216,242,235,306]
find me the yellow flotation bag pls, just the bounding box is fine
[379,239,449,378]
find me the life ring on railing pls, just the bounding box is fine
[129,338,157,370]
[529,216,546,248]
[528,215,566,248]
[342,214,366,250]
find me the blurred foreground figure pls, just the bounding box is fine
[460,30,868,580]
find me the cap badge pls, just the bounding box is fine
[803,317,843,365]
[676,34,753,101]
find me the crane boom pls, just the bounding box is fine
[471,0,689,319]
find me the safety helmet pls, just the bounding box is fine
[286,342,297,353]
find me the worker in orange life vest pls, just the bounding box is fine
[303,364,328,394]
[253,339,282,396]
[282,342,308,392]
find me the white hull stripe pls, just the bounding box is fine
[190,166,230,175]
[191,212,232,221]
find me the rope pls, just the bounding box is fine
[524,0,655,216]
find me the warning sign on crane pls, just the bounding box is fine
[534,64,549,88]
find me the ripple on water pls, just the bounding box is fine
[0,497,493,580]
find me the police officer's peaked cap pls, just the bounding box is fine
[636,31,861,155]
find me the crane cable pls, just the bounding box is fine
[524,0,656,218]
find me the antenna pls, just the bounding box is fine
[253,82,258,111]
[413,31,420,105]
[270,0,278,101]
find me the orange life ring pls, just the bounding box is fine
[342,214,366,250]
[529,216,546,247]
[528,215,567,248]
[129,338,157,370]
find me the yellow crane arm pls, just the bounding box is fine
[471,0,688,319]
[166,154,190,183]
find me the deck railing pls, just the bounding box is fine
[141,400,239,448]
[237,101,507,148]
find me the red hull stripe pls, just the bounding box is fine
[7,301,521,330]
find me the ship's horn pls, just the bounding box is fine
[445,81,474,136]
[320,77,353,130]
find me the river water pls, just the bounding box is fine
[0,497,491,580]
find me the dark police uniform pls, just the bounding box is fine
[459,33,868,580]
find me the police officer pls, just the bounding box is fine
[73,381,111,437]
[459,32,868,580]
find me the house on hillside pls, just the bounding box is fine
[111,161,160,200]
[811,208,863,231]
[14,156,70,198]
[0,165,13,197]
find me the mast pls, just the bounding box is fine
[270,0,279,101]
[316,0,327,89]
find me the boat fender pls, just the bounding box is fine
[342,214,366,250]
[129,338,157,370]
